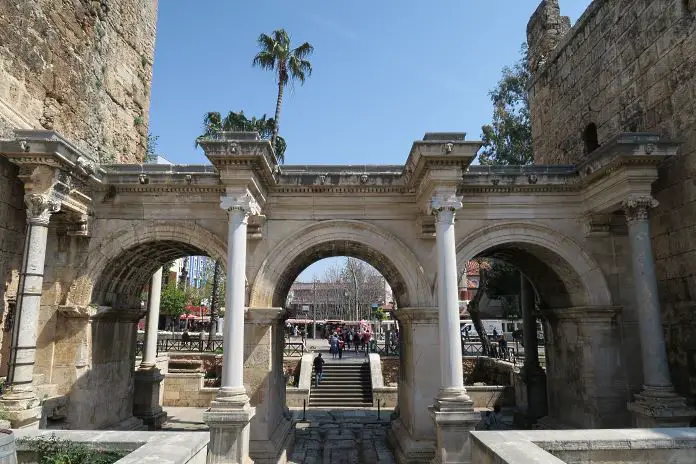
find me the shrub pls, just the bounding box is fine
[20,435,128,464]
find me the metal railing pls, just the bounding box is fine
[283,342,305,357]
[135,336,223,356]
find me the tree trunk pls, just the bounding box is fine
[468,267,493,355]
[271,81,284,154]
[207,260,221,348]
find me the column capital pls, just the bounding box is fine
[429,193,462,224]
[220,192,261,218]
[24,193,61,226]
[621,195,658,224]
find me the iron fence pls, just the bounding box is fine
[135,336,223,356]
[283,342,305,357]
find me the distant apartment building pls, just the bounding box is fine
[288,279,393,321]
[169,256,215,289]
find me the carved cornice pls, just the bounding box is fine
[622,196,658,224]
[93,185,226,194]
[458,184,580,194]
[271,185,413,194]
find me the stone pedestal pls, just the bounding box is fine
[0,393,41,429]
[246,308,294,463]
[628,389,696,428]
[429,401,480,464]
[519,366,547,422]
[389,307,440,463]
[133,367,167,430]
[544,306,628,428]
[204,404,256,464]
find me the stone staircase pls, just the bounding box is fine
[309,362,372,408]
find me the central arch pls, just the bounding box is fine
[249,220,432,309]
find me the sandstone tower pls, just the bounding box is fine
[0,0,158,376]
[528,0,696,400]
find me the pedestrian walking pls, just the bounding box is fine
[313,353,325,387]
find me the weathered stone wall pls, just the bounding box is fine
[163,372,218,408]
[528,0,696,398]
[0,157,24,376]
[0,0,158,162]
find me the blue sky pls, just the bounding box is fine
[148,0,592,280]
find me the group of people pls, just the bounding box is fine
[327,326,372,359]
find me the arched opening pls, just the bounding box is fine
[583,123,599,155]
[248,220,432,309]
[93,240,213,310]
[456,223,628,429]
[270,241,407,310]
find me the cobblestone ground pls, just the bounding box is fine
[289,409,395,464]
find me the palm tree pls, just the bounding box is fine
[252,29,314,150]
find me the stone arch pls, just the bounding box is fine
[249,220,432,309]
[67,221,227,308]
[456,222,612,309]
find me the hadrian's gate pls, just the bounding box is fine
[0,130,691,461]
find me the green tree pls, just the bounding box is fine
[197,110,287,163]
[159,283,186,318]
[207,259,223,343]
[479,43,532,166]
[145,133,159,162]
[253,29,314,150]
[372,306,387,321]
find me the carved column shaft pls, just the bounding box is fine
[219,192,259,402]
[140,267,163,368]
[7,194,60,394]
[521,275,541,372]
[622,196,672,391]
[431,194,469,401]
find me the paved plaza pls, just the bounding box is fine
[290,409,396,464]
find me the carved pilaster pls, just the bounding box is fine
[621,196,658,224]
[24,193,61,226]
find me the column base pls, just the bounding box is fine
[388,417,436,464]
[204,389,256,464]
[519,365,547,421]
[133,367,167,430]
[627,388,696,428]
[0,389,42,429]
[429,395,479,464]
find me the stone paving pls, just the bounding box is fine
[161,406,208,431]
[289,408,396,464]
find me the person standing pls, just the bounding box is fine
[313,353,325,387]
[330,332,339,359]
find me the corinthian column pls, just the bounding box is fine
[1,193,60,427]
[431,194,468,402]
[623,195,695,427]
[204,191,259,464]
[429,193,478,464]
[133,267,167,429]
